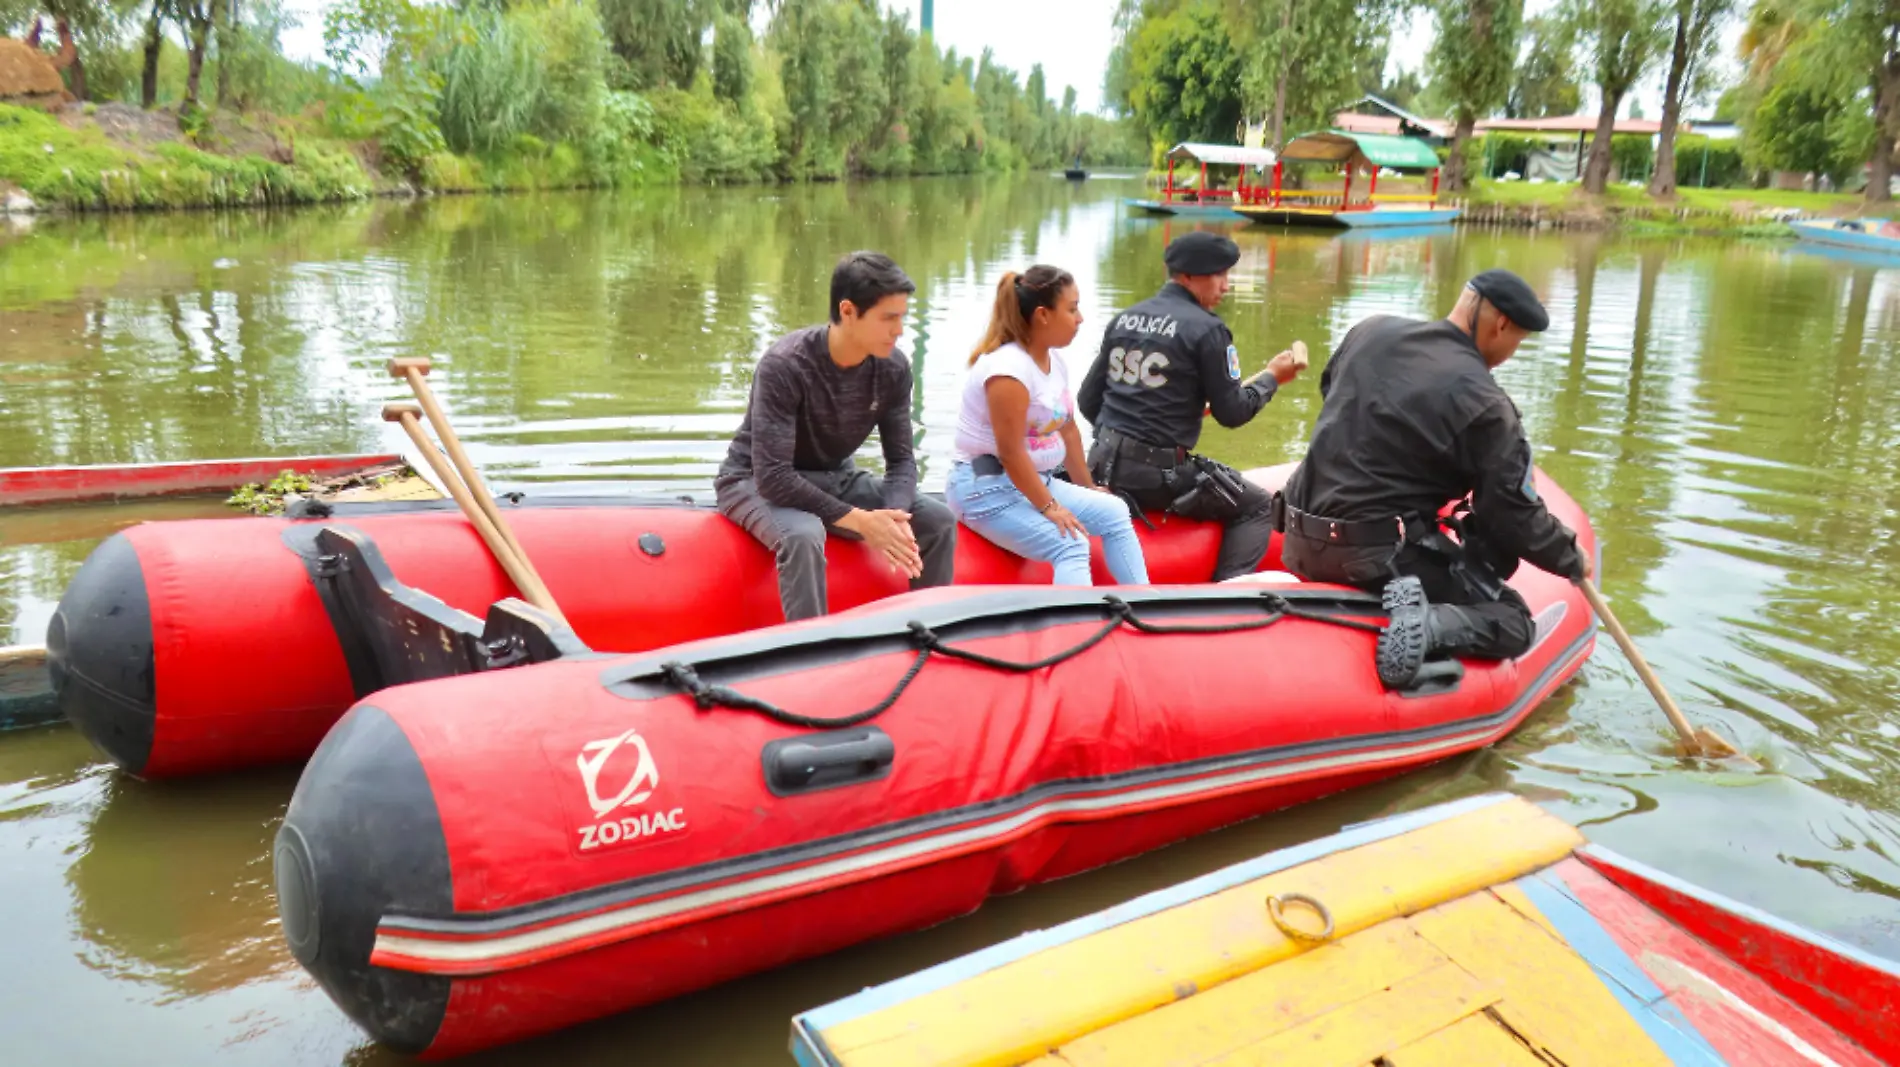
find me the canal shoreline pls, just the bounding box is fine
[3,102,1869,239]
[0,176,1843,239]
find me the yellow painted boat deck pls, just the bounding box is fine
[792,795,1891,1067]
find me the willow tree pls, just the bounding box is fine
[1571,0,1671,193]
[1649,0,1735,197]
[1430,0,1524,190]
[1124,0,1244,147]
[1509,16,1582,116]
[1804,0,1900,200]
[1235,0,1401,148]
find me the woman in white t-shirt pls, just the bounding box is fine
[946,266,1149,585]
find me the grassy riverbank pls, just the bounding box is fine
[0,102,667,213]
[1457,179,1867,236]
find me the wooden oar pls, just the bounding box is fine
[1578,578,1743,760]
[387,357,562,614]
[382,403,565,622]
[388,358,539,570]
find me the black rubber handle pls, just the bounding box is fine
[762,728,896,796]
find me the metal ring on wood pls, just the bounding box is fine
[1266,892,1335,942]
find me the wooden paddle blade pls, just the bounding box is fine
[1669,726,1747,761]
[1692,727,1743,760]
[387,356,434,378]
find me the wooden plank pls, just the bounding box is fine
[1406,892,1674,1066]
[1050,919,1449,1067]
[1489,882,1559,942]
[0,453,403,507]
[822,799,1583,1067]
[1198,963,1500,1067]
[1381,1013,1551,1067]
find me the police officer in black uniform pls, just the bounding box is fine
[1279,269,1591,689]
[1078,232,1306,581]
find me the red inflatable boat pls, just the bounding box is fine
[52,482,1234,779]
[267,471,1600,1058]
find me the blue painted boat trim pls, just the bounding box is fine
[1789,220,1900,259]
[1517,871,1728,1065]
[1125,198,1244,219]
[1579,844,1900,980]
[1335,209,1465,229]
[789,792,1519,1057]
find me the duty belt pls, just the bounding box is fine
[1283,505,1406,547]
[1099,427,1189,468]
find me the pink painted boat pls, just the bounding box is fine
[0,454,404,508]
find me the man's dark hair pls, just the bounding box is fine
[830,251,916,323]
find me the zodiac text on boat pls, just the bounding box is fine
[574,727,687,852]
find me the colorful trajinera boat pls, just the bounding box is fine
[1231,131,1463,230]
[792,793,1900,1067]
[1789,217,1900,260]
[251,465,1599,1058]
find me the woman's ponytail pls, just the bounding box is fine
[969,265,1076,365]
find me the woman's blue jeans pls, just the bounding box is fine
[945,462,1150,585]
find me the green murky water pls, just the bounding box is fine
[4,177,1900,1064]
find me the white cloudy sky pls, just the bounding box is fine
[278,0,1743,121]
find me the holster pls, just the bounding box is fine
[1165,455,1245,518]
[1409,509,1508,603]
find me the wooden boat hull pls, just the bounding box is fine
[1234,205,1464,229]
[0,645,55,732]
[1125,198,1244,219]
[792,793,1899,1066]
[1789,218,1900,259]
[0,453,404,508]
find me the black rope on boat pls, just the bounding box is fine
[657,593,1386,729]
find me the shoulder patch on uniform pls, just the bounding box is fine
[1226,344,1241,380]
[1519,465,1540,501]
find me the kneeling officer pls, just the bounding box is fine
[1078,232,1306,581]
[1279,269,1590,689]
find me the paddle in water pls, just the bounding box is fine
[1577,578,1749,762]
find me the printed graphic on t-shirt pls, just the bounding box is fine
[1024,397,1071,464]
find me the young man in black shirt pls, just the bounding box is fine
[716,251,958,621]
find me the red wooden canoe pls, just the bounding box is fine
[0,453,404,507]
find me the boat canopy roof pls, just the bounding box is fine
[1164,142,1279,167]
[1281,130,1442,171]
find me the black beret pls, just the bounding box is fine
[1164,231,1241,276]
[1467,269,1549,332]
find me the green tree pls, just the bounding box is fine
[1748,38,1875,182]
[1509,16,1582,117]
[1799,0,1899,199]
[1649,0,1737,197]
[6,0,138,100]
[1236,0,1403,148]
[1429,0,1524,190]
[712,8,752,103]
[1125,0,1242,148]
[595,0,708,89]
[1570,0,1671,192]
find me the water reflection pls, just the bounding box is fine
[67,768,303,1002]
[3,182,1900,1063]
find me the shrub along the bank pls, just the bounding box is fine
[0,104,372,210]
